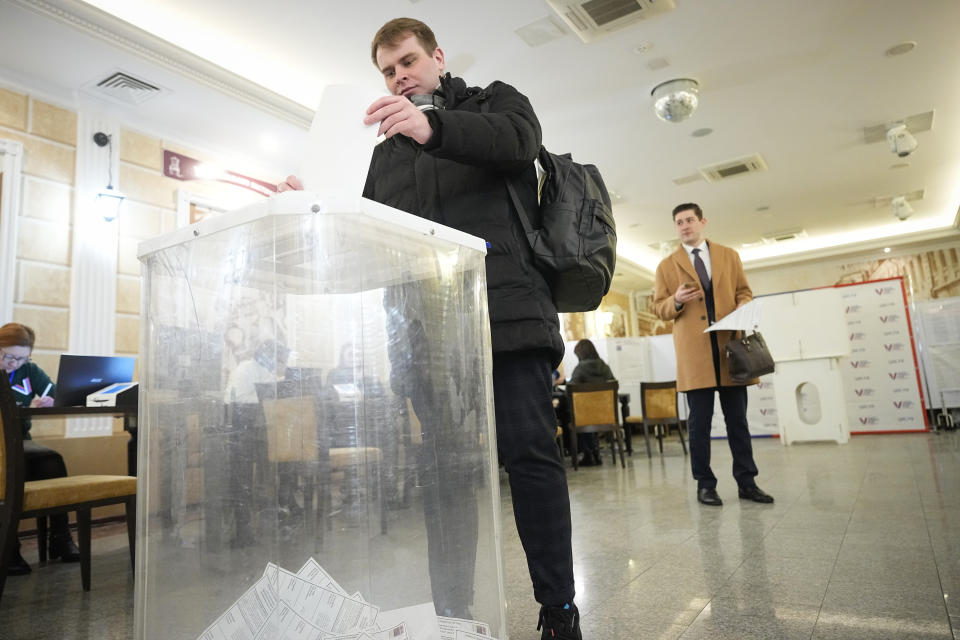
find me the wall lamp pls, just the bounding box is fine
[93,132,125,221]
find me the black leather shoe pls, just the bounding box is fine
[739,484,774,503]
[697,488,723,506]
[7,547,31,575]
[49,533,81,562]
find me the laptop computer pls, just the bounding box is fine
[54,355,136,407]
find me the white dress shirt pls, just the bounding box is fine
[683,240,712,282]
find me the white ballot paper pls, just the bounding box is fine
[378,603,443,640]
[438,616,490,639]
[298,84,385,212]
[199,559,496,640]
[276,567,380,635]
[255,602,324,640]
[198,574,279,640]
[704,298,763,333]
[297,557,349,596]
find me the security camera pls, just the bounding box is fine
[891,195,913,220]
[886,124,918,157]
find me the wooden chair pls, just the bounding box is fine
[565,381,626,470]
[261,395,386,547]
[0,384,136,600]
[639,381,687,455]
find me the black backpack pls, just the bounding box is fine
[505,146,617,312]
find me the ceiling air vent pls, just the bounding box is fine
[87,71,165,106]
[546,0,676,43]
[698,153,768,183]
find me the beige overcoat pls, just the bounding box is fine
[653,241,756,392]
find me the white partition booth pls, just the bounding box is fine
[135,191,506,640]
[753,289,851,444]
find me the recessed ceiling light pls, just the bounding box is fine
[883,247,891,253]
[885,41,917,57]
[890,162,910,170]
[633,42,653,54]
[691,127,713,137]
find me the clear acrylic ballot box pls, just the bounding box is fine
[134,191,507,640]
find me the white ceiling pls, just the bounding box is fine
[2,0,959,291]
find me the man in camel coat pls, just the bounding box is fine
[653,203,774,507]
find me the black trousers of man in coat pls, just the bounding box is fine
[685,276,759,490]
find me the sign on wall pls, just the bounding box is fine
[163,150,277,197]
[839,277,927,432]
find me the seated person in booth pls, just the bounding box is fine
[1,322,81,574]
[568,339,616,467]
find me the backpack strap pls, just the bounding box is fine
[478,96,538,245]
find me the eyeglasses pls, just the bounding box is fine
[0,350,30,365]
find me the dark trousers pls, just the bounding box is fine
[23,441,71,535]
[685,385,759,490]
[493,351,574,607]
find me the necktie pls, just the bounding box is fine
[692,248,711,292]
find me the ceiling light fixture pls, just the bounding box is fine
[651,78,699,123]
[891,195,914,221]
[92,132,125,222]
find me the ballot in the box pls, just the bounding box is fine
[135,86,507,640]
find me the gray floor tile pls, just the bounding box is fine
[5,433,960,640]
[680,599,819,639]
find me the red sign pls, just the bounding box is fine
[163,150,277,197]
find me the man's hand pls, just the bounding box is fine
[277,175,303,192]
[675,281,702,305]
[30,395,54,408]
[363,95,434,144]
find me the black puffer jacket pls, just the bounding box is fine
[364,74,563,364]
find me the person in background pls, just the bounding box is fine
[279,17,581,638]
[1,322,81,574]
[653,203,774,507]
[568,339,616,466]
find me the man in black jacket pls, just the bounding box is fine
[281,18,581,640]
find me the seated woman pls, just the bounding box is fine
[1,322,81,574]
[569,338,617,466]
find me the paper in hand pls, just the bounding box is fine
[298,84,385,211]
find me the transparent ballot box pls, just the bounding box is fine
[135,191,506,640]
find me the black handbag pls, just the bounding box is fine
[725,331,775,383]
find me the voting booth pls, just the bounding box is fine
[755,289,851,444]
[134,191,506,639]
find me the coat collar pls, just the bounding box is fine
[438,74,482,109]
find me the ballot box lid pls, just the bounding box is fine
[137,190,487,259]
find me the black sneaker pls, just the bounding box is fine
[537,603,582,640]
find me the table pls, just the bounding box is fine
[24,405,139,476]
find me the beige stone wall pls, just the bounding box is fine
[2,91,75,396]
[113,127,272,359]
[1,87,277,457]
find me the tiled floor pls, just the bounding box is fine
[3,431,958,639]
